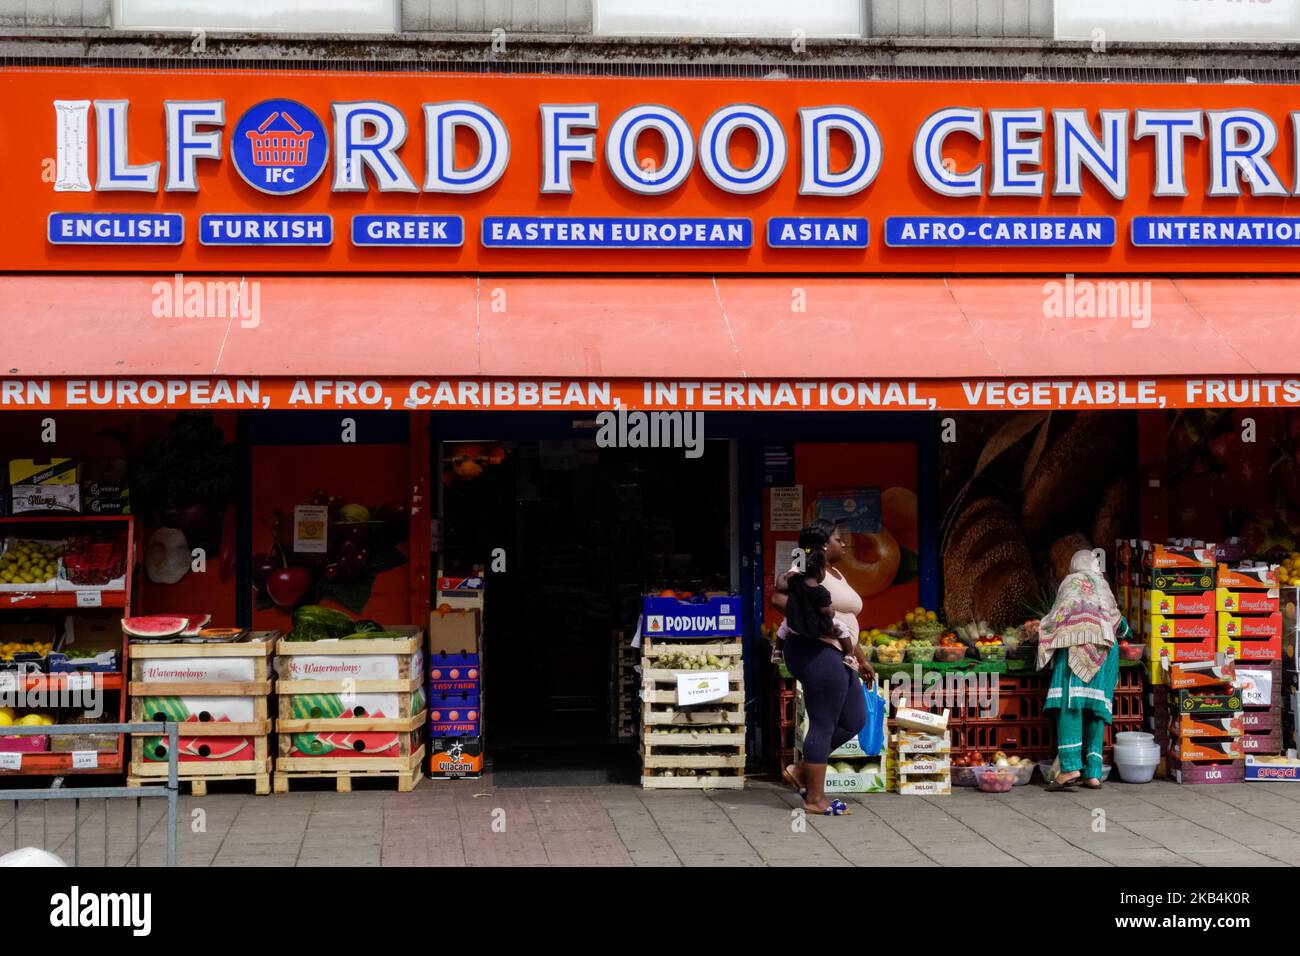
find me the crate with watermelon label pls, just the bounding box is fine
[272,606,425,793]
[125,617,274,795]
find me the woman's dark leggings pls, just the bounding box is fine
[783,635,866,764]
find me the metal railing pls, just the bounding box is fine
[0,722,178,867]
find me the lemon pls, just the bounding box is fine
[925,611,938,622]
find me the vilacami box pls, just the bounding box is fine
[1245,752,1300,781]
[428,736,483,779]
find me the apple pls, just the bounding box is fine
[251,553,276,589]
[266,567,313,608]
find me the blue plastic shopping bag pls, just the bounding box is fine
[857,679,886,756]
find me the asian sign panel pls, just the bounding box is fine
[11,68,1300,273]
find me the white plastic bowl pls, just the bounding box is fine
[1114,741,1162,784]
[1114,731,1154,745]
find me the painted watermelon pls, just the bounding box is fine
[179,614,213,637]
[122,616,189,639]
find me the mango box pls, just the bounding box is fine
[1144,589,1214,617]
[1169,737,1242,762]
[894,775,951,796]
[890,730,952,754]
[1216,588,1280,615]
[7,458,79,486]
[1175,688,1244,715]
[894,754,951,775]
[1168,713,1243,738]
[428,608,482,656]
[1218,632,1283,663]
[428,736,483,779]
[1143,542,1216,571]
[1167,658,1236,691]
[1216,564,1278,590]
[1244,753,1300,781]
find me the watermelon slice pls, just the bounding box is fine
[122,616,189,639]
[179,614,213,637]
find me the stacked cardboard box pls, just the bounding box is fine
[887,707,951,795]
[1165,659,1244,784]
[427,608,484,780]
[1279,587,1299,752]
[1220,565,1284,756]
[1142,542,1217,684]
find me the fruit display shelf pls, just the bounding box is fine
[0,514,136,778]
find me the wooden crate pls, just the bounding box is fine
[129,733,270,780]
[130,694,271,736]
[126,772,271,796]
[276,691,427,734]
[640,636,745,789]
[277,729,422,759]
[273,746,424,793]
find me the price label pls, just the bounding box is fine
[67,672,93,692]
[0,672,16,693]
[71,751,98,770]
[75,590,102,608]
[0,752,21,770]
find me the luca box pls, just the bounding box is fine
[642,594,741,639]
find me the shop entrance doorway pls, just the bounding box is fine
[439,430,732,785]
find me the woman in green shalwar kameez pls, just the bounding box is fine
[1038,550,1123,792]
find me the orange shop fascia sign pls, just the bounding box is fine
[12,68,1300,273]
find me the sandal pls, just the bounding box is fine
[1078,779,1103,790]
[781,764,807,797]
[1046,773,1080,792]
[806,799,851,816]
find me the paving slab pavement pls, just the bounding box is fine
[3,776,1297,866]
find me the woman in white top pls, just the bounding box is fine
[771,520,874,815]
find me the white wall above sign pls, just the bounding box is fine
[595,0,863,38]
[1056,0,1300,43]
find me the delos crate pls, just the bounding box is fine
[640,636,744,789]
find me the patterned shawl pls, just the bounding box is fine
[1036,550,1121,682]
